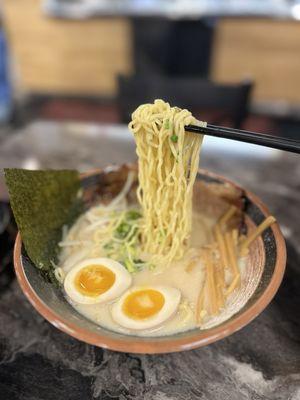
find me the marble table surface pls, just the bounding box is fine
[0,121,299,400]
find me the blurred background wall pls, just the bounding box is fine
[212,19,300,105]
[2,0,133,97]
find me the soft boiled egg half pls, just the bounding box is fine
[64,258,132,304]
[111,286,181,330]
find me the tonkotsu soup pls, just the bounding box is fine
[55,100,276,336]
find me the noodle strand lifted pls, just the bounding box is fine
[129,99,206,267]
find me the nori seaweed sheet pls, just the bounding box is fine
[5,169,83,275]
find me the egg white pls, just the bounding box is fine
[64,258,132,305]
[111,285,181,330]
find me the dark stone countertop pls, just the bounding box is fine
[0,121,299,400]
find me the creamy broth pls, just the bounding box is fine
[68,257,204,337]
[59,209,223,337]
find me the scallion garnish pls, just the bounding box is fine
[171,134,178,143]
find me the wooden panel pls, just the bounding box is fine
[2,0,133,96]
[212,19,300,104]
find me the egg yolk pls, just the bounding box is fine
[122,289,165,320]
[75,265,115,297]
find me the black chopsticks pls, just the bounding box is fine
[185,124,300,154]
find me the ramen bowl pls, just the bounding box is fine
[13,166,286,354]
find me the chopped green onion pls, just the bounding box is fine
[115,222,131,238]
[124,259,136,273]
[126,210,142,220]
[102,208,146,273]
[164,119,170,129]
[103,242,114,250]
[133,259,145,267]
[171,134,178,143]
[123,257,144,273]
